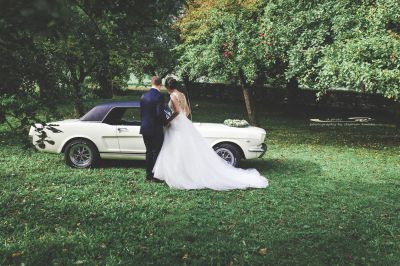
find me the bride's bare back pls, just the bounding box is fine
[169,90,191,117]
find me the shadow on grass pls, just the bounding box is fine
[97,159,146,169]
[96,157,322,183]
[241,158,322,180]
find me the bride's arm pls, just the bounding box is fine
[185,100,191,117]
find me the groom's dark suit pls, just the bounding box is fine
[140,88,165,179]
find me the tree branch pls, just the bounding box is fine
[70,0,102,35]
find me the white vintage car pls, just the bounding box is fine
[29,101,267,168]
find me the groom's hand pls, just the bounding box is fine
[164,112,178,126]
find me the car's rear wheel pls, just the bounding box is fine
[64,139,99,168]
[213,143,241,167]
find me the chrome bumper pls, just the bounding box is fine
[248,143,267,158]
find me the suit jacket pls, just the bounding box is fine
[140,88,165,136]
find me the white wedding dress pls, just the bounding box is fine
[153,91,269,190]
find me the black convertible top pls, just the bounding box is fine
[80,101,140,121]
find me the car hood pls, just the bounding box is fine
[50,119,81,124]
[30,119,80,130]
[193,122,266,138]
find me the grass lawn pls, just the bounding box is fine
[1,95,399,265]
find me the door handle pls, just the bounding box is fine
[118,128,128,132]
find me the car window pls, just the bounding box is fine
[103,107,141,125]
[120,108,141,125]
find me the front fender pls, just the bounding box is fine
[58,135,96,153]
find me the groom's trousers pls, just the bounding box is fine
[142,132,164,178]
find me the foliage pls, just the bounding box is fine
[177,0,266,83]
[129,23,180,80]
[223,119,249,127]
[0,0,184,131]
[1,96,399,265]
[176,0,268,125]
[314,0,400,100]
[0,0,69,131]
[261,0,400,100]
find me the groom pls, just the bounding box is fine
[140,76,165,182]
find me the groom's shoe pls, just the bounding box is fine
[147,177,164,183]
[145,173,164,183]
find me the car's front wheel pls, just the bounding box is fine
[213,143,241,167]
[64,139,99,168]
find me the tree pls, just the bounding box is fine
[310,0,400,101]
[72,0,184,91]
[61,0,184,114]
[176,0,268,125]
[261,0,340,109]
[261,0,400,104]
[0,0,69,131]
[0,0,185,131]
[130,27,180,81]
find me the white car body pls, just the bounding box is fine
[28,101,267,167]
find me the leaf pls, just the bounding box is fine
[182,252,189,260]
[11,252,22,258]
[258,247,268,256]
[45,140,55,145]
[47,126,62,133]
[38,143,45,149]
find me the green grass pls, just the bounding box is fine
[1,95,399,265]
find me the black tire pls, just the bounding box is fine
[64,139,100,168]
[213,143,241,167]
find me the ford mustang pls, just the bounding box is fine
[29,101,267,168]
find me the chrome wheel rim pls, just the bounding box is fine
[215,148,235,165]
[69,144,92,167]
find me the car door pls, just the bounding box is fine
[95,122,120,153]
[115,107,146,157]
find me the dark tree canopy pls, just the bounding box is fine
[0,0,184,130]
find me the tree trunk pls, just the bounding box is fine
[73,81,84,118]
[239,71,257,126]
[97,49,113,98]
[395,101,400,126]
[286,77,299,113]
[97,75,113,98]
[0,108,5,124]
[182,73,192,94]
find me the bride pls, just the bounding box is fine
[153,77,269,190]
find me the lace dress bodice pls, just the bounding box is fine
[168,91,188,116]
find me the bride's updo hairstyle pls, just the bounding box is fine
[165,77,178,91]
